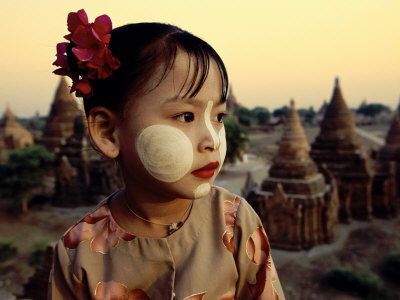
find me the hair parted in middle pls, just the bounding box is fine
[70,22,229,118]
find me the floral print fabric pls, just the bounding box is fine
[63,204,135,253]
[49,186,284,300]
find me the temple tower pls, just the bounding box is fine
[226,85,241,112]
[0,104,34,162]
[246,100,339,250]
[310,78,373,222]
[54,115,122,206]
[37,77,79,152]
[372,101,400,218]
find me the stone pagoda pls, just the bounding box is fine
[226,85,241,112]
[372,101,400,218]
[245,100,339,250]
[310,78,373,222]
[37,77,79,152]
[54,114,123,206]
[0,104,34,162]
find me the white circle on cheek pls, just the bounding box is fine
[136,125,193,183]
[194,183,211,198]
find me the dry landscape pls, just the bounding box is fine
[0,125,399,300]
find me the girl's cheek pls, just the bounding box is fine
[136,125,193,183]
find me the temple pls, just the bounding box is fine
[372,100,400,218]
[245,100,339,250]
[0,104,34,162]
[37,77,79,152]
[53,114,123,206]
[310,78,373,222]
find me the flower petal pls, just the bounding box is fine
[183,292,206,300]
[71,26,95,48]
[67,9,88,32]
[246,227,271,265]
[72,47,95,61]
[219,291,235,300]
[53,68,69,76]
[93,15,112,36]
[56,42,68,54]
[53,54,69,68]
[128,289,152,300]
[95,281,127,300]
[73,77,92,95]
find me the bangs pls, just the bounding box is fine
[85,23,229,117]
[154,31,229,102]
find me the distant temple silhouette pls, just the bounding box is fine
[0,104,34,163]
[37,77,80,153]
[372,100,400,218]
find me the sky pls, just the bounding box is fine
[0,0,399,117]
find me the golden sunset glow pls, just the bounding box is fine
[0,0,399,117]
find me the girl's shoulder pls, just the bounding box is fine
[60,191,135,254]
[211,185,261,224]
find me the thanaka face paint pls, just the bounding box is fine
[204,101,220,149]
[136,125,193,183]
[194,183,211,198]
[135,100,226,197]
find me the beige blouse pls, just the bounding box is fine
[49,186,285,300]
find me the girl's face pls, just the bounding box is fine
[117,50,226,200]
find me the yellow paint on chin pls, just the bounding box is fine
[136,125,193,183]
[194,183,211,198]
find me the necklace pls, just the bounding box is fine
[124,197,193,235]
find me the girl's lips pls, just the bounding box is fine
[192,161,220,178]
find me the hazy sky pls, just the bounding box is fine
[1,0,399,117]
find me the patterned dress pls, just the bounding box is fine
[49,186,285,300]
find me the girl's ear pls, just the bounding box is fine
[87,107,120,159]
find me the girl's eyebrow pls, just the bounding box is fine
[163,95,225,106]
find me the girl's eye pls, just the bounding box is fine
[217,113,226,123]
[175,112,194,123]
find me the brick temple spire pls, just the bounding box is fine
[316,77,360,150]
[372,98,400,218]
[38,77,80,152]
[269,99,318,179]
[246,100,339,250]
[310,78,373,222]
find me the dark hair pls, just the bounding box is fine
[71,23,229,117]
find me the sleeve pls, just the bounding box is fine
[48,240,89,300]
[233,199,285,300]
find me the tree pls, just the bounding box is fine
[272,106,289,119]
[357,103,389,119]
[234,107,252,126]
[0,145,55,212]
[251,106,271,125]
[224,115,248,163]
[298,106,316,125]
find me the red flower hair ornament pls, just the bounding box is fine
[53,9,121,98]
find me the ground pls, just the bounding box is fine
[0,125,399,300]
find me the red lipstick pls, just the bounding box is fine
[192,162,220,178]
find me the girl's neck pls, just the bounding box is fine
[110,186,193,238]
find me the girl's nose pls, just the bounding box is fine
[197,126,220,152]
[198,101,220,152]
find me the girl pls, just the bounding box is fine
[49,9,285,300]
